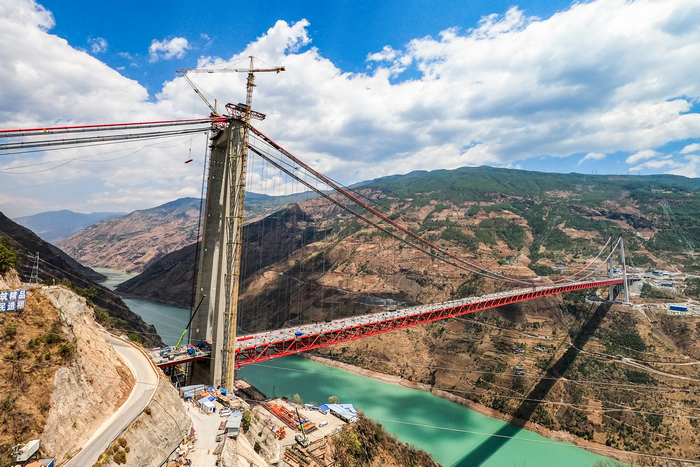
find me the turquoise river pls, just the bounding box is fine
[98,268,618,467]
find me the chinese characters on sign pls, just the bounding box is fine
[0,289,27,312]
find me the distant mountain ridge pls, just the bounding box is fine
[57,191,319,274]
[13,209,125,243]
[116,165,700,312]
[57,198,203,274]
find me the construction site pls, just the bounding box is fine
[162,379,349,467]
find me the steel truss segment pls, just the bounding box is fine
[232,279,623,368]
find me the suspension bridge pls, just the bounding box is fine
[0,58,631,390]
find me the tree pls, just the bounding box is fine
[292,394,303,405]
[328,396,340,404]
[0,239,20,275]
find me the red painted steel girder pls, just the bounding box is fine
[233,278,623,368]
[157,353,211,368]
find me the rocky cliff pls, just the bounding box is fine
[0,277,136,466]
[96,377,192,467]
[39,287,136,465]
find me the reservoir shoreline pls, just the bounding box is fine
[300,353,631,465]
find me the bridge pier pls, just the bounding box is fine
[188,120,246,387]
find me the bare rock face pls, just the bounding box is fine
[100,378,192,467]
[0,270,21,289]
[40,287,135,464]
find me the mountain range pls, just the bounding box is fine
[13,210,125,243]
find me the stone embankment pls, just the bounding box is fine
[40,286,135,465]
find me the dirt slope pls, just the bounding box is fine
[0,279,134,466]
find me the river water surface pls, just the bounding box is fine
[98,268,616,467]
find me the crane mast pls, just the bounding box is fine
[180,57,284,390]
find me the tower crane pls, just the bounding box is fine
[177,56,285,390]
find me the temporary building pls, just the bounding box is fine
[16,439,40,462]
[26,460,55,467]
[198,397,216,414]
[225,412,243,436]
[179,384,206,397]
[326,403,357,423]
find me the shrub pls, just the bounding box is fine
[144,407,152,415]
[4,322,18,339]
[113,449,127,464]
[530,264,557,276]
[118,437,127,448]
[329,396,340,404]
[293,394,303,405]
[242,410,252,433]
[127,333,143,344]
[254,441,262,454]
[59,343,75,358]
[640,283,672,300]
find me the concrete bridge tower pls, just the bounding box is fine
[189,120,246,387]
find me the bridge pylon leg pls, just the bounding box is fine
[619,236,630,304]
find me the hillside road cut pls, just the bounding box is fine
[65,332,159,466]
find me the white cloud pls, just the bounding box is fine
[578,152,606,165]
[681,143,700,154]
[626,150,660,164]
[667,155,700,177]
[149,37,189,62]
[629,155,681,171]
[367,46,398,62]
[89,37,107,53]
[3,0,700,217]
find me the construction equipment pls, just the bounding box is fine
[294,408,310,447]
[181,74,219,116]
[175,295,206,349]
[178,56,284,390]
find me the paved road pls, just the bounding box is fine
[237,277,616,349]
[65,333,159,466]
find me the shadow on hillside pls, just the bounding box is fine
[453,299,615,466]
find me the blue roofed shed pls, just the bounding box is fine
[326,403,357,422]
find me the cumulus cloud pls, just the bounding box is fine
[578,152,606,165]
[3,0,700,216]
[149,37,189,62]
[626,150,660,164]
[629,155,680,171]
[367,46,398,62]
[681,143,700,154]
[89,37,107,53]
[667,155,700,177]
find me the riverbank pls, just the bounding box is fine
[302,353,636,465]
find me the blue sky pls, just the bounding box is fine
[1,0,700,216]
[39,0,575,93]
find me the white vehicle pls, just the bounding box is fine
[220,408,232,417]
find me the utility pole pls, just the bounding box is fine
[181,57,284,389]
[29,252,40,284]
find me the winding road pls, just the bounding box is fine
[65,333,159,466]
